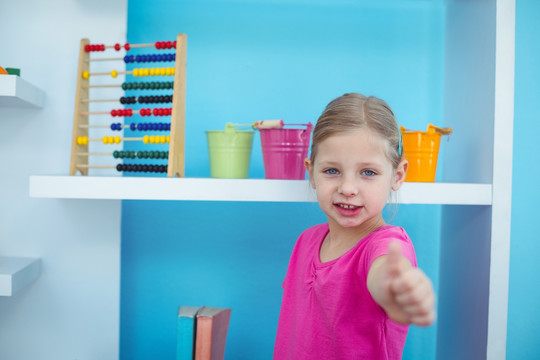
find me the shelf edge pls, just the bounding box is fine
[29,175,492,205]
[0,257,42,296]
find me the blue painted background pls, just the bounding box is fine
[507,0,540,359]
[120,1,444,359]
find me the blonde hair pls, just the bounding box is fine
[310,93,402,169]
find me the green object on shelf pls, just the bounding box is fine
[6,68,20,76]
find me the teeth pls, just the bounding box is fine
[338,204,356,209]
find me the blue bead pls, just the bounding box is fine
[130,123,136,131]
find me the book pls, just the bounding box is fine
[176,306,203,360]
[195,307,232,360]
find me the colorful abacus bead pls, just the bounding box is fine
[138,95,173,104]
[111,109,134,117]
[76,136,89,145]
[102,136,122,144]
[110,123,123,131]
[120,96,137,104]
[116,163,168,173]
[84,44,106,52]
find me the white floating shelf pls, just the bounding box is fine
[0,257,41,296]
[0,75,45,108]
[29,175,492,205]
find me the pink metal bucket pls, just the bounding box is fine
[259,123,313,179]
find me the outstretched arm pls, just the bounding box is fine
[367,241,436,326]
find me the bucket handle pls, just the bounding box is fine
[428,124,453,136]
[401,124,453,136]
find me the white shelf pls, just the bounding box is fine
[29,175,492,205]
[0,75,45,108]
[0,257,41,296]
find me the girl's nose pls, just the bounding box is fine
[338,176,359,197]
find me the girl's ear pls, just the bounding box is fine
[304,158,316,189]
[392,159,408,191]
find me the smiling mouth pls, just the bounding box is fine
[335,203,360,210]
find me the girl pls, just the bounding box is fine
[274,93,436,360]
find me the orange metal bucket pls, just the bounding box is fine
[401,124,452,182]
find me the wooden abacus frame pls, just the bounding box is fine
[69,34,187,177]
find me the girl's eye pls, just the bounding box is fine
[324,168,339,175]
[362,169,376,176]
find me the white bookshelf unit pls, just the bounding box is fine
[26,0,515,359]
[0,75,45,108]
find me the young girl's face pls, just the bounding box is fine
[306,128,406,230]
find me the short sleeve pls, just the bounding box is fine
[362,226,417,275]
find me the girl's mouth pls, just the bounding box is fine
[334,203,362,215]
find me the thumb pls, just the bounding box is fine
[387,241,403,278]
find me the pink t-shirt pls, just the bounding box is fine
[274,223,417,360]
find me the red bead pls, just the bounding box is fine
[85,44,91,52]
[153,108,158,116]
[114,43,121,51]
[173,41,177,48]
[124,43,131,51]
[166,41,172,49]
[111,109,117,117]
[127,108,133,117]
[100,44,105,51]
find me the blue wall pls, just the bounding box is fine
[507,0,540,358]
[120,1,444,359]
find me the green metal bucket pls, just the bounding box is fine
[206,128,254,178]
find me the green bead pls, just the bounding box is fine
[113,150,119,158]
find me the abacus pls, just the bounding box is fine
[69,34,187,177]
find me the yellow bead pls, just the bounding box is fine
[102,136,108,144]
[166,135,170,143]
[133,68,139,77]
[149,135,156,144]
[115,136,121,144]
[160,135,166,143]
[82,71,90,79]
[150,68,156,76]
[171,67,175,75]
[143,68,150,77]
[143,135,149,144]
[165,67,172,76]
[111,70,118,78]
[76,136,83,145]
